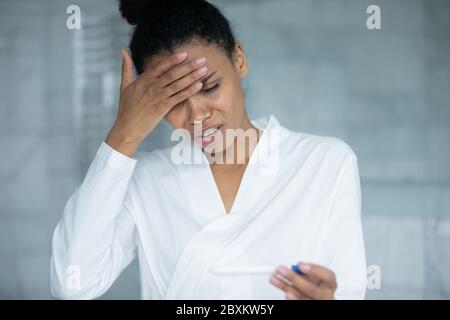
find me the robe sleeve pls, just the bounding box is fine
[50,141,138,299]
[321,153,367,300]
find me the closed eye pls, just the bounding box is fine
[202,83,219,94]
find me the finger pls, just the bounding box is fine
[120,48,135,93]
[269,273,310,300]
[161,65,208,98]
[286,291,303,300]
[275,266,329,300]
[164,81,203,113]
[300,263,337,289]
[146,51,189,79]
[159,56,207,88]
[286,285,311,300]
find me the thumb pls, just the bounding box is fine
[120,48,134,93]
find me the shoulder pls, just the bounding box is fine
[279,125,358,164]
[279,129,361,198]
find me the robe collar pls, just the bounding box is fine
[174,114,283,223]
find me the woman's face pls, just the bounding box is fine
[142,39,250,155]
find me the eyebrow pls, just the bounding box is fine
[200,71,218,86]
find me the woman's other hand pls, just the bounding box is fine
[269,262,337,300]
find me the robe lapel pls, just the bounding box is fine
[229,114,282,216]
[174,114,281,219]
[164,213,253,299]
[173,130,224,224]
[166,114,285,298]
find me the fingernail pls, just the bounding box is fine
[121,49,125,59]
[193,57,206,66]
[286,292,296,300]
[196,66,208,76]
[276,266,289,276]
[300,262,311,272]
[269,275,282,286]
[176,51,188,61]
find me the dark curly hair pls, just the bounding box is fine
[119,0,238,74]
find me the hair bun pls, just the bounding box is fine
[119,0,157,25]
[119,0,204,25]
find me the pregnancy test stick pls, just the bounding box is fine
[209,265,304,276]
[210,266,275,275]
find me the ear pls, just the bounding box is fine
[232,42,248,79]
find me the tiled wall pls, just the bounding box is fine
[0,0,448,299]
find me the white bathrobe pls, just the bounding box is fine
[50,114,367,300]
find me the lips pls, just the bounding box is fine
[193,123,224,139]
[192,123,224,149]
[202,124,223,138]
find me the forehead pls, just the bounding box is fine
[144,40,230,71]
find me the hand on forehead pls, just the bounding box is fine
[144,41,223,73]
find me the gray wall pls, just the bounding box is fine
[0,0,449,299]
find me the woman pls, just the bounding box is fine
[50,0,367,300]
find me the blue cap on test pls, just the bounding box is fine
[291,264,305,275]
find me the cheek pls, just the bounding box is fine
[211,85,237,109]
[215,84,244,113]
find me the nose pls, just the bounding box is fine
[186,95,212,127]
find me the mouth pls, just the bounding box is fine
[202,123,223,138]
[193,123,223,139]
[194,123,224,148]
